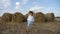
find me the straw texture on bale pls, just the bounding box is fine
[1,13,12,23]
[34,12,45,23]
[0,17,1,21]
[45,13,55,22]
[24,14,29,22]
[12,12,25,23]
[0,17,2,23]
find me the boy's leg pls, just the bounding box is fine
[26,21,30,32]
[29,21,33,28]
[28,21,33,31]
[26,21,33,31]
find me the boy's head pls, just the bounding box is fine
[29,11,34,16]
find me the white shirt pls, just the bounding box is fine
[27,15,34,21]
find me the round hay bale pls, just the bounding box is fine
[0,17,2,23]
[1,13,12,23]
[12,12,25,23]
[24,14,29,22]
[34,12,45,23]
[45,13,55,22]
[0,17,1,21]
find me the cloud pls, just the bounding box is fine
[29,5,60,17]
[0,0,11,16]
[29,5,45,13]
[29,5,55,14]
[22,0,29,4]
[0,10,10,16]
[11,2,24,14]
[44,8,54,13]
[16,2,21,5]
[15,2,23,11]
[0,0,11,10]
[1,0,11,7]
[0,0,4,9]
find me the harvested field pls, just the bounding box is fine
[55,17,60,22]
[0,12,60,34]
[0,18,60,34]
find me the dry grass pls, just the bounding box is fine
[0,12,60,34]
[0,21,60,34]
[55,18,60,22]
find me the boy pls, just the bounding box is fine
[27,11,34,30]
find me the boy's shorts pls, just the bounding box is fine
[27,20,33,28]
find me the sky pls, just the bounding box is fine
[0,0,60,17]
